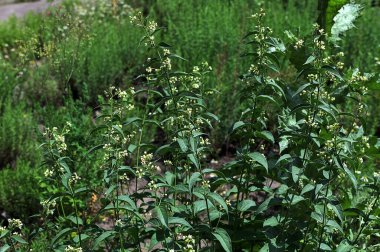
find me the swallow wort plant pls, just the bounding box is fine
[1,8,379,252]
[223,9,380,251]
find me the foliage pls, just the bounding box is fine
[0,100,38,168]
[0,1,379,251]
[0,161,41,221]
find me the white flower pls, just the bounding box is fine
[44,169,54,177]
[331,4,362,41]
[115,219,124,227]
[64,246,83,252]
[146,67,153,73]
[69,173,81,185]
[147,20,158,33]
[193,66,200,73]
[294,39,304,49]
[360,176,368,183]
[8,219,23,229]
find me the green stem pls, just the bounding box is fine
[70,187,82,248]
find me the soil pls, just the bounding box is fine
[0,0,61,21]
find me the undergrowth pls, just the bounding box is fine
[0,1,379,252]
[1,6,379,252]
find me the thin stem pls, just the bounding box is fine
[70,187,82,248]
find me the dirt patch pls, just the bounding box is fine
[0,0,61,21]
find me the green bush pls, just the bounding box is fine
[0,101,39,168]
[1,9,379,251]
[0,2,379,251]
[0,161,41,222]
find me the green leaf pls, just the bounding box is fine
[291,166,301,183]
[177,138,188,152]
[0,244,10,252]
[51,228,73,245]
[73,234,89,243]
[155,144,172,155]
[238,199,256,212]
[257,95,279,106]
[311,212,323,223]
[188,153,199,169]
[335,157,357,191]
[188,172,201,191]
[105,185,117,197]
[276,154,292,165]
[344,208,366,218]
[93,231,116,248]
[279,137,289,154]
[154,206,169,229]
[319,243,332,251]
[256,196,273,214]
[124,117,141,126]
[193,200,208,214]
[293,83,313,97]
[259,243,269,252]
[168,217,192,229]
[248,152,268,172]
[11,235,27,244]
[326,219,343,234]
[158,42,172,48]
[242,30,259,40]
[263,216,281,227]
[208,192,228,213]
[112,125,124,138]
[301,184,315,195]
[170,53,187,61]
[255,131,274,144]
[117,195,137,210]
[304,55,315,65]
[290,194,305,205]
[59,159,71,174]
[328,201,343,222]
[231,121,245,133]
[318,104,337,121]
[322,65,343,80]
[74,187,88,194]
[127,144,137,153]
[0,230,9,239]
[87,144,104,155]
[212,228,232,252]
[336,240,353,252]
[67,215,83,225]
[61,173,70,191]
[204,112,220,122]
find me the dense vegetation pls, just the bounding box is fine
[0,0,379,251]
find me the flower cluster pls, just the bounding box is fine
[182,234,196,252]
[64,245,83,252]
[140,152,159,175]
[44,126,70,153]
[8,219,23,230]
[69,172,81,185]
[115,219,125,228]
[294,39,304,49]
[41,199,57,216]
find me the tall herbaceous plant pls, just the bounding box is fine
[0,5,379,252]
